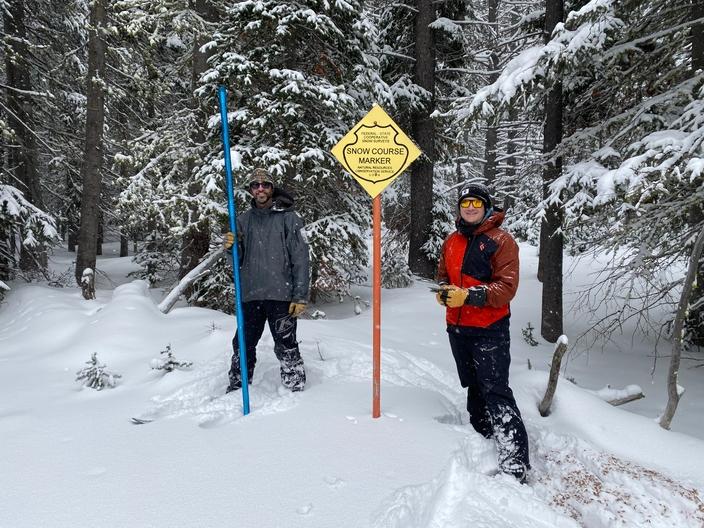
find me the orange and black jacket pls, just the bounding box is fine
[436,209,519,328]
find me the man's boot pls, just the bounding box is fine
[275,345,306,391]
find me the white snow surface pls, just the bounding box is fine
[1,242,703,527]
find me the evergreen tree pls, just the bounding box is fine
[195,0,392,302]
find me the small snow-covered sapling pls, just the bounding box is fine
[76,352,121,390]
[522,322,539,346]
[150,344,192,373]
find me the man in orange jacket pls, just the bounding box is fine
[435,183,530,484]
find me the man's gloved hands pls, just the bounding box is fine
[288,301,306,317]
[223,232,235,250]
[435,285,467,308]
[435,285,486,308]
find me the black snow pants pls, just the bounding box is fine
[448,318,530,476]
[228,300,306,391]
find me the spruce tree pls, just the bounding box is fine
[198,0,392,302]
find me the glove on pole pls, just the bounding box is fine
[218,85,250,415]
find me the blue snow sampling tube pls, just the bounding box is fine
[218,85,250,415]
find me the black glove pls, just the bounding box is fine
[464,286,487,307]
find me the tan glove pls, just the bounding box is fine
[288,301,306,317]
[436,285,487,308]
[223,232,235,250]
[436,285,468,308]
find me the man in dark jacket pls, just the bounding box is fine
[225,167,310,393]
[435,183,530,484]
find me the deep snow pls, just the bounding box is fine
[1,242,703,527]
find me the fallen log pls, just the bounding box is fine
[588,384,645,406]
[158,248,225,314]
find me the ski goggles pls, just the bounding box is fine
[249,181,273,190]
[459,197,484,209]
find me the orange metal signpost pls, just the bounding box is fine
[372,196,381,417]
[332,105,421,418]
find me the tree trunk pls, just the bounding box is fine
[68,230,77,252]
[483,126,498,185]
[685,0,704,345]
[178,0,216,298]
[75,0,108,289]
[96,214,103,256]
[503,108,519,211]
[660,226,704,429]
[4,0,46,272]
[482,0,499,185]
[120,234,129,257]
[539,0,564,342]
[692,0,703,73]
[408,0,436,279]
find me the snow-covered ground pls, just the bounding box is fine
[1,242,703,527]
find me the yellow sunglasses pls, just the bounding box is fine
[460,198,484,209]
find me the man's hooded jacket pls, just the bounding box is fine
[234,188,310,303]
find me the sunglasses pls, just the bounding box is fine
[460,198,484,209]
[249,181,273,190]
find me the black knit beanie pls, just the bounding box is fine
[457,183,492,209]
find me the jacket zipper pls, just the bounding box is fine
[455,234,477,326]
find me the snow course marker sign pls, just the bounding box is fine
[332,104,421,198]
[332,105,422,418]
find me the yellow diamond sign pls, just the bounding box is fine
[332,104,422,198]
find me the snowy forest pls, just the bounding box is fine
[3,0,704,525]
[1,0,704,412]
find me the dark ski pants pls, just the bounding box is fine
[229,300,306,391]
[448,323,530,475]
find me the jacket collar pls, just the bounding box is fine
[250,187,295,213]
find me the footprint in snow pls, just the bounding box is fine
[324,476,345,489]
[296,503,313,515]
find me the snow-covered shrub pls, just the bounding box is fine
[150,344,192,373]
[309,309,327,320]
[382,239,413,289]
[129,229,179,287]
[421,177,456,266]
[0,184,59,282]
[306,208,369,302]
[75,352,121,390]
